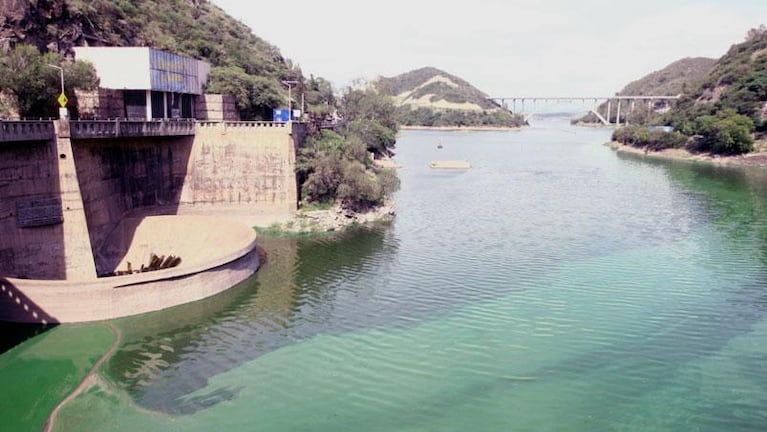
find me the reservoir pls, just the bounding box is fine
[2,119,767,431]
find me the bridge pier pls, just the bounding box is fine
[605,99,613,124]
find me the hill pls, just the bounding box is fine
[614,27,767,155]
[576,57,715,124]
[667,29,767,131]
[374,67,524,128]
[0,0,298,119]
[618,57,716,97]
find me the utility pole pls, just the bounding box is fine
[46,64,65,95]
[46,64,68,118]
[281,80,299,121]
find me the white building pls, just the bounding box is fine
[74,47,211,120]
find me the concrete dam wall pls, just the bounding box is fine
[0,120,303,281]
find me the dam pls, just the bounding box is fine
[0,118,305,323]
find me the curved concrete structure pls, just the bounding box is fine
[0,216,260,324]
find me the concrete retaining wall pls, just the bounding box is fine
[196,94,239,121]
[180,122,299,224]
[73,136,194,252]
[0,140,66,279]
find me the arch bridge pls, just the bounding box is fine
[488,95,680,125]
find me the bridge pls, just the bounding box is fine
[488,95,681,125]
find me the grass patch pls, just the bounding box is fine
[253,221,331,239]
[298,201,336,212]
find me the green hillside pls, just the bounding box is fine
[576,57,715,124]
[666,30,767,133]
[614,27,767,155]
[0,0,304,119]
[375,67,525,128]
[618,57,716,97]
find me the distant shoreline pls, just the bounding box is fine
[400,125,523,132]
[606,141,767,168]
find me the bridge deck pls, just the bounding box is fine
[490,95,680,101]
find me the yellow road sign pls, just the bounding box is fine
[57,92,68,108]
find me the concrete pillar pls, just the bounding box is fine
[53,120,98,279]
[606,100,612,124]
[163,93,169,120]
[629,100,635,125]
[616,100,622,125]
[145,90,152,120]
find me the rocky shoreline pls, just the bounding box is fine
[607,141,767,168]
[262,201,396,236]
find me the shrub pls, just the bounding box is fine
[612,125,687,150]
[692,109,754,154]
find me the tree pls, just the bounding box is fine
[339,87,399,132]
[206,66,283,120]
[338,87,399,158]
[694,109,754,154]
[304,75,335,114]
[745,25,767,42]
[0,44,99,118]
[344,119,397,158]
[297,129,400,210]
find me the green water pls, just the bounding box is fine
[3,120,767,431]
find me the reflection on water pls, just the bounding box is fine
[106,225,394,414]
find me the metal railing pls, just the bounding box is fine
[70,119,196,139]
[0,119,298,142]
[196,121,289,129]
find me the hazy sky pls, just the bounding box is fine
[212,0,765,97]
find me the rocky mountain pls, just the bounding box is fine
[576,57,716,124]
[0,0,287,72]
[374,67,524,128]
[672,29,767,125]
[617,57,716,97]
[686,30,767,117]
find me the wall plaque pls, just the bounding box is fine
[16,197,64,228]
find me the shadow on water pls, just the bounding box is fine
[102,225,395,415]
[0,321,54,355]
[0,277,59,354]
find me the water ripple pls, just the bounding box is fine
[87,125,767,432]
